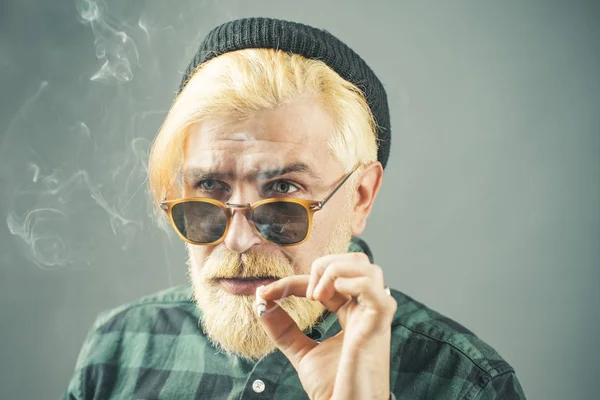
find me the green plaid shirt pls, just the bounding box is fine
[63,238,526,399]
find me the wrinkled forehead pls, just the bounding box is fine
[182,99,342,184]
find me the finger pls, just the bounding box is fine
[311,261,383,330]
[260,275,310,300]
[261,275,351,315]
[305,254,336,300]
[254,298,317,370]
[306,252,370,300]
[333,276,389,311]
[311,262,371,302]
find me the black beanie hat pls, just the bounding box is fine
[178,17,391,169]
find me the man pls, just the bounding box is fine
[64,17,526,399]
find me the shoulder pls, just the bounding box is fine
[91,284,198,333]
[388,289,525,399]
[64,285,204,399]
[73,285,201,370]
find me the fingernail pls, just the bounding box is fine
[261,283,274,294]
[256,287,266,303]
[312,287,320,299]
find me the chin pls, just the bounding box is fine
[191,276,326,361]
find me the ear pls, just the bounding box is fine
[351,161,384,236]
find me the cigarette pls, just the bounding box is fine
[256,286,267,317]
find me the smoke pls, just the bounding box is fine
[1,98,149,269]
[0,0,197,270]
[0,41,156,270]
[7,209,71,269]
[76,0,140,83]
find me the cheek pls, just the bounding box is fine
[285,248,312,275]
[306,197,353,244]
[311,202,345,236]
[187,244,210,270]
[288,214,332,273]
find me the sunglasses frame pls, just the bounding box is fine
[159,163,360,246]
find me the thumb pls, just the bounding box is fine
[255,298,318,369]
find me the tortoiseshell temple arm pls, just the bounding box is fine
[317,163,361,209]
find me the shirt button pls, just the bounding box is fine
[252,379,265,393]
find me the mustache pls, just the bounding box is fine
[201,248,295,281]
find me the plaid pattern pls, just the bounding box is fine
[63,238,525,399]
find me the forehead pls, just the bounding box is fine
[183,96,340,179]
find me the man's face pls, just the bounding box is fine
[182,95,356,360]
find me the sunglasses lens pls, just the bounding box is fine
[171,201,227,244]
[252,202,309,245]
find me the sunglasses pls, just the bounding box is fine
[160,164,360,246]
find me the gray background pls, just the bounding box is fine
[1,1,598,399]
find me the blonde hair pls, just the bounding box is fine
[148,48,378,209]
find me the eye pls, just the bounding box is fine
[268,180,300,195]
[195,179,229,192]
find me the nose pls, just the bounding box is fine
[223,206,262,253]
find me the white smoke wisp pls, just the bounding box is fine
[1,0,208,271]
[138,16,151,46]
[5,163,146,270]
[7,209,71,270]
[76,0,140,83]
[1,81,152,270]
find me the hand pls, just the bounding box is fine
[256,252,397,400]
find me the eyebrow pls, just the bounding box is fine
[183,161,322,183]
